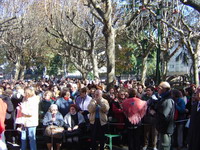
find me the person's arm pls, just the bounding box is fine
[53,113,64,126]
[43,112,53,126]
[99,99,110,113]
[87,100,97,113]
[112,102,123,114]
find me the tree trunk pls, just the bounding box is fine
[81,71,88,80]
[162,60,168,81]
[141,55,148,86]
[91,51,99,80]
[14,58,21,80]
[191,53,199,86]
[103,26,116,91]
[19,65,26,80]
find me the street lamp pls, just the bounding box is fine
[155,6,162,85]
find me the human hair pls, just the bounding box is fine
[43,91,52,98]
[69,104,78,112]
[171,89,183,99]
[24,86,35,98]
[60,88,70,97]
[80,87,87,94]
[128,88,138,98]
[49,104,58,112]
[146,86,155,92]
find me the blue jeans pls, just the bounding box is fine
[21,127,37,150]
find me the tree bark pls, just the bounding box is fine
[162,60,168,81]
[19,65,26,80]
[141,55,148,86]
[91,51,99,80]
[14,57,21,80]
[103,26,116,91]
[191,53,199,86]
[81,71,88,80]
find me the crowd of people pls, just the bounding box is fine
[0,77,199,150]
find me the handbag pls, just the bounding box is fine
[44,125,64,139]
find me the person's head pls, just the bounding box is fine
[71,84,78,92]
[3,89,13,97]
[109,87,115,94]
[137,84,144,93]
[43,91,52,100]
[89,88,96,98]
[118,89,126,100]
[52,85,59,92]
[171,89,183,100]
[128,88,138,98]
[80,87,87,98]
[49,104,58,114]
[145,86,154,96]
[69,104,78,115]
[60,88,70,98]
[158,81,171,95]
[24,87,35,98]
[94,89,103,100]
[195,87,200,101]
[0,87,4,95]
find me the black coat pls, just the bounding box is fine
[188,101,200,150]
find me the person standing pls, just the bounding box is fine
[142,86,158,150]
[188,87,200,150]
[150,82,175,150]
[76,87,92,123]
[55,88,74,117]
[171,89,186,150]
[19,87,40,150]
[0,98,8,150]
[122,88,147,150]
[88,89,110,150]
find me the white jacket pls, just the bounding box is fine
[21,95,40,127]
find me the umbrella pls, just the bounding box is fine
[122,97,147,125]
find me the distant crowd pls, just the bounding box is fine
[0,78,199,150]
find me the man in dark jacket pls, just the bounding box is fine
[188,86,200,150]
[150,82,175,150]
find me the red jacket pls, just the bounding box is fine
[0,98,7,135]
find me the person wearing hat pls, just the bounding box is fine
[150,81,175,150]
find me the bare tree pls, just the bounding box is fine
[45,0,106,79]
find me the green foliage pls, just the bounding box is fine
[48,55,63,76]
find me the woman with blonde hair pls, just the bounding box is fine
[18,87,40,150]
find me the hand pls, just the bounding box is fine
[73,125,78,130]
[96,98,101,105]
[18,103,23,109]
[51,117,56,122]
[68,127,72,131]
[149,109,156,115]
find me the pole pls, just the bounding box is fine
[156,7,161,85]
